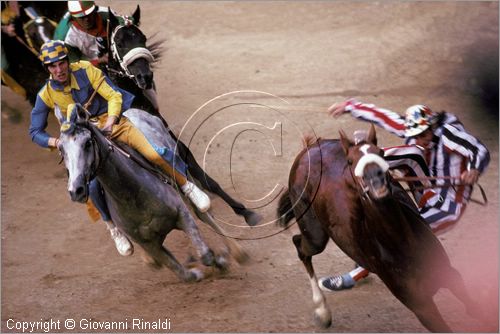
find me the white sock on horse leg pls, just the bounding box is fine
[103,220,115,230]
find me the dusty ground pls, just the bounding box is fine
[1,2,499,333]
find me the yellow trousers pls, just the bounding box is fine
[96,114,187,186]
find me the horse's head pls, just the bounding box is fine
[55,104,98,203]
[24,16,56,51]
[340,124,390,200]
[108,6,156,90]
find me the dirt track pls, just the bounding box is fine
[1,2,499,333]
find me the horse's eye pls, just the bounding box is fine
[84,140,92,150]
[347,159,353,165]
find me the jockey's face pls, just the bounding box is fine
[414,128,434,149]
[47,59,70,84]
[74,12,97,31]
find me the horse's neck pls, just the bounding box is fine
[114,76,138,93]
[360,197,415,236]
[94,136,144,196]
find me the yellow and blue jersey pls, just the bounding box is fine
[29,60,134,148]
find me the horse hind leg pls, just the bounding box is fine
[292,233,332,328]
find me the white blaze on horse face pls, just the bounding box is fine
[354,144,389,177]
[37,25,51,43]
[64,135,92,193]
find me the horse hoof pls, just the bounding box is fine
[244,211,263,226]
[313,308,332,328]
[214,254,230,272]
[184,254,198,268]
[201,250,215,267]
[186,268,204,282]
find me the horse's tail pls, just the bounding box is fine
[277,188,295,228]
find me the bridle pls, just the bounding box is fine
[108,17,154,86]
[346,144,390,201]
[57,123,112,187]
[23,16,56,51]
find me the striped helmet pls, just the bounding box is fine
[68,1,96,18]
[39,40,69,65]
[404,104,436,137]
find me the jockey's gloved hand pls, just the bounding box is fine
[101,116,117,138]
[461,169,480,185]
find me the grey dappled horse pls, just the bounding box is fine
[56,104,247,281]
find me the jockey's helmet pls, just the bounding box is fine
[68,1,96,18]
[404,104,436,137]
[39,40,69,65]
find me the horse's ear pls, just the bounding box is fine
[339,129,352,155]
[108,7,119,29]
[367,124,377,146]
[132,5,140,26]
[54,104,65,124]
[68,103,89,123]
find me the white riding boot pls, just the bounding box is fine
[105,221,134,256]
[181,181,211,213]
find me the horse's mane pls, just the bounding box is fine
[146,32,165,66]
[302,134,321,149]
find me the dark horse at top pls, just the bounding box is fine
[1,1,66,105]
[105,6,262,226]
[277,125,482,332]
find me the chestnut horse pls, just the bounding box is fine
[277,125,481,332]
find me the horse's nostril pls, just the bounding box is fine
[76,186,85,196]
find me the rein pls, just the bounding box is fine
[393,175,488,206]
[95,131,173,185]
[15,35,39,57]
[346,162,372,201]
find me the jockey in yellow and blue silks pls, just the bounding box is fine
[29,40,211,254]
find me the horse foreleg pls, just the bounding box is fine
[139,242,203,282]
[195,210,250,264]
[292,234,332,328]
[177,208,230,271]
[442,266,485,322]
[403,296,452,332]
